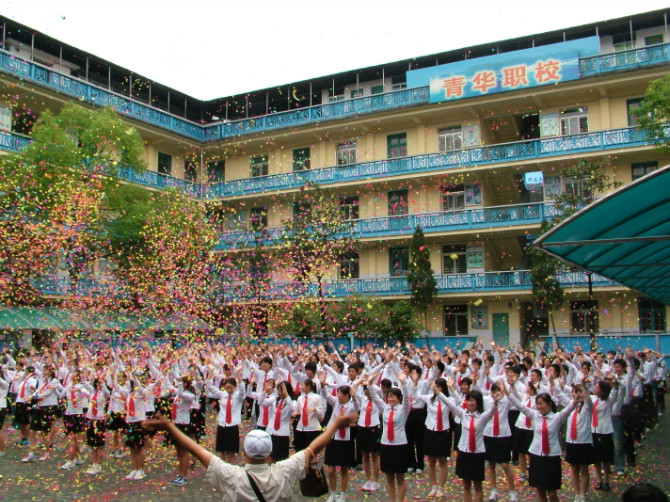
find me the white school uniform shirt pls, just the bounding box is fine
[209,382,246,428]
[508,390,577,457]
[483,395,511,438]
[416,393,450,432]
[514,394,537,431]
[0,376,8,409]
[33,377,62,407]
[442,394,496,454]
[263,395,297,437]
[64,383,91,415]
[84,385,110,421]
[15,375,37,403]
[590,390,616,435]
[172,389,195,425]
[125,387,148,423]
[323,393,358,441]
[248,389,276,428]
[565,399,594,444]
[356,386,383,428]
[370,381,412,446]
[296,392,325,432]
[408,379,430,410]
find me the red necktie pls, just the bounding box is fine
[570,408,579,440]
[458,375,462,386]
[436,401,443,431]
[225,395,232,424]
[128,394,135,417]
[376,373,383,386]
[91,391,98,417]
[387,408,395,442]
[525,400,532,427]
[468,415,476,452]
[20,381,26,399]
[486,380,491,390]
[262,405,269,426]
[172,397,179,420]
[287,374,292,386]
[364,400,373,428]
[71,390,78,409]
[409,396,414,411]
[493,409,500,436]
[592,399,599,428]
[274,399,283,430]
[302,396,309,427]
[542,417,550,455]
[462,399,467,409]
[155,380,162,398]
[338,407,346,438]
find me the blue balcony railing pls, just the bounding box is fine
[116,166,201,196]
[0,129,32,151]
[2,44,667,144]
[217,202,558,250]
[33,275,118,297]
[207,126,648,199]
[215,270,620,302]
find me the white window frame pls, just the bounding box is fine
[560,108,588,136]
[443,245,467,274]
[336,143,357,166]
[438,127,463,152]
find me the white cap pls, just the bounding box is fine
[244,430,273,458]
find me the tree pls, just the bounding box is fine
[325,296,387,339]
[281,183,356,339]
[379,300,419,343]
[0,103,146,304]
[407,226,437,346]
[636,75,670,155]
[529,157,620,347]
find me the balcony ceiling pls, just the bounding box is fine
[535,164,670,305]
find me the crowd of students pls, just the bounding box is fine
[0,338,667,502]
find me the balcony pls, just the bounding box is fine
[215,270,620,302]
[1,44,667,143]
[207,126,648,199]
[217,202,558,250]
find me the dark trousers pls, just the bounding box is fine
[622,402,638,464]
[406,408,427,470]
[508,410,521,462]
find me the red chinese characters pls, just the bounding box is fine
[442,76,466,98]
[471,70,497,93]
[502,65,529,88]
[534,60,561,83]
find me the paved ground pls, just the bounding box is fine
[1,412,668,502]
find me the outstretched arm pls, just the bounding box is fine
[143,417,214,468]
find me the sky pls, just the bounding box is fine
[0,0,668,100]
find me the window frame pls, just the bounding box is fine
[339,251,360,279]
[442,244,467,274]
[631,161,658,181]
[249,206,268,230]
[251,155,269,178]
[438,126,463,152]
[387,133,407,158]
[570,300,599,334]
[157,152,172,176]
[389,246,410,277]
[339,195,360,220]
[336,142,357,166]
[444,304,469,336]
[388,189,409,216]
[292,147,311,171]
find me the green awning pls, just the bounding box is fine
[0,306,212,331]
[535,164,670,305]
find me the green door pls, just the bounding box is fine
[492,313,509,346]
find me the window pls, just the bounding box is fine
[249,207,268,229]
[337,142,357,165]
[293,148,310,171]
[388,189,408,216]
[627,98,644,126]
[184,160,197,182]
[638,298,666,332]
[293,201,311,218]
[389,247,410,276]
[645,34,664,46]
[157,152,172,175]
[339,195,359,220]
[560,108,588,136]
[570,300,599,333]
[371,84,384,95]
[443,245,467,274]
[613,34,636,65]
[444,305,469,336]
[442,185,465,211]
[632,161,658,181]
[339,251,360,279]
[350,89,363,98]
[387,133,407,158]
[438,127,463,152]
[207,159,225,182]
[251,155,269,177]
[563,177,592,199]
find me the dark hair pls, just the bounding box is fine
[278,380,296,400]
[431,378,448,402]
[549,363,561,376]
[536,392,557,413]
[305,362,317,374]
[613,358,627,370]
[522,356,533,369]
[388,387,403,403]
[332,360,344,372]
[465,390,484,413]
[460,377,473,387]
[380,378,392,390]
[260,356,273,368]
[581,360,592,370]
[436,361,445,375]
[224,377,237,387]
[302,378,316,393]
[490,383,501,393]
[337,385,351,397]
[596,380,612,400]
[530,368,543,380]
[509,365,522,376]
[472,358,482,367]
[622,483,669,502]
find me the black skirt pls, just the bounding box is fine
[512,428,533,454]
[380,444,408,474]
[325,439,354,467]
[565,442,595,465]
[456,451,486,481]
[424,429,451,458]
[215,424,240,453]
[592,433,614,463]
[528,454,562,490]
[271,434,290,461]
[15,402,32,425]
[294,429,320,452]
[356,425,382,453]
[108,412,128,431]
[30,406,58,432]
[64,413,85,434]
[484,435,512,464]
[86,419,106,448]
[125,423,146,449]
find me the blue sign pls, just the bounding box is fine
[524,171,544,189]
[406,37,600,104]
